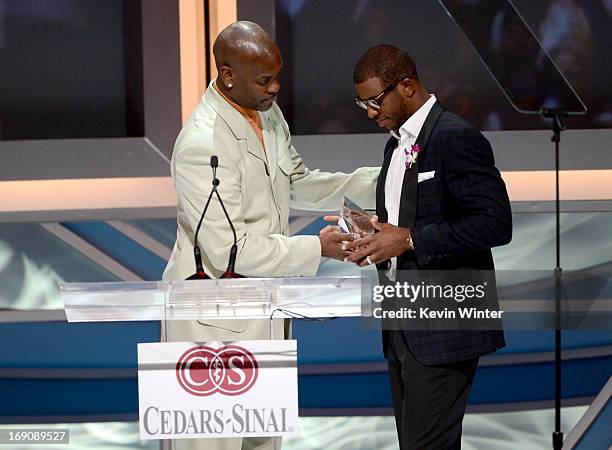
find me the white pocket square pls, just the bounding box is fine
[418,171,435,183]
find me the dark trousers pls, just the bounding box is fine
[386,331,479,450]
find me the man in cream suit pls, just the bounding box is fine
[162,22,378,450]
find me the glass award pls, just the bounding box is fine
[339,197,375,237]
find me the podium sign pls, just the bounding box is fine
[138,340,299,440]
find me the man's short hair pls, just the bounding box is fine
[353,44,418,86]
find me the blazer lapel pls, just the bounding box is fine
[208,83,270,172]
[245,124,268,169]
[397,102,444,227]
[208,83,248,141]
[263,115,285,182]
[376,137,397,223]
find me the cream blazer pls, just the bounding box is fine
[162,82,378,342]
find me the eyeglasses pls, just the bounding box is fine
[354,77,407,111]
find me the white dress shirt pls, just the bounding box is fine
[384,94,436,269]
[385,94,437,226]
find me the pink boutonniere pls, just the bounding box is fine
[404,143,421,169]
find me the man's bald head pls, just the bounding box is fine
[213,21,278,69]
[213,21,282,111]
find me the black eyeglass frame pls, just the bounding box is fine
[354,76,408,111]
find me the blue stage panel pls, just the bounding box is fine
[575,396,612,450]
[61,222,167,281]
[292,319,612,363]
[0,378,138,417]
[0,322,159,368]
[0,319,610,419]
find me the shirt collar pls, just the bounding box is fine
[212,79,262,129]
[390,94,437,141]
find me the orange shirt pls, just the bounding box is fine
[213,81,265,151]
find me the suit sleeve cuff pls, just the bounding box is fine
[411,224,451,267]
[291,235,322,276]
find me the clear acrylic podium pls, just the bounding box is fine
[61,277,364,449]
[61,276,365,332]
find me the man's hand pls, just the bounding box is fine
[319,230,357,261]
[343,216,413,267]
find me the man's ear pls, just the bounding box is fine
[219,65,234,88]
[400,78,416,98]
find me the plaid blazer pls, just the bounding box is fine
[377,102,512,365]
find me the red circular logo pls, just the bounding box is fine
[176,345,258,396]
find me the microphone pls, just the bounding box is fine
[210,155,219,179]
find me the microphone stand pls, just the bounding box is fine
[186,155,243,280]
[210,159,243,279]
[186,187,214,280]
[543,108,566,450]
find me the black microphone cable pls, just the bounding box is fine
[185,156,219,280]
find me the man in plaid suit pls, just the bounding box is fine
[345,45,512,449]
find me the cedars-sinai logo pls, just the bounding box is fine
[176,345,259,396]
